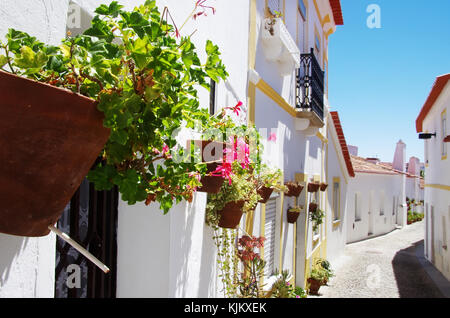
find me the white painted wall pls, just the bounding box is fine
[347,173,404,244]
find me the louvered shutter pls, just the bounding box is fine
[264,198,277,277]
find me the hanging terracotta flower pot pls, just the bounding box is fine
[257,186,274,203]
[197,163,224,194]
[308,182,320,193]
[320,183,328,191]
[217,200,245,229]
[287,207,301,224]
[309,202,318,213]
[187,140,227,194]
[0,70,110,237]
[285,182,304,197]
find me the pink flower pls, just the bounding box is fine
[210,162,233,185]
[193,0,216,20]
[224,101,243,117]
[268,132,277,142]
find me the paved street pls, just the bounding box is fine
[315,221,445,298]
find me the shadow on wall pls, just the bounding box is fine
[391,239,444,298]
[0,233,29,287]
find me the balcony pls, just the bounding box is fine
[295,48,325,129]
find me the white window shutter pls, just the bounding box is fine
[264,198,277,277]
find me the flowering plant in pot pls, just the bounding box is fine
[254,165,287,203]
[270,269,307,298]
[307,258,333,295]
[0,0,231,237]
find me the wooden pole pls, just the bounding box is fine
[49,225,110,274]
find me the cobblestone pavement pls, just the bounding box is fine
[314,221,444,298]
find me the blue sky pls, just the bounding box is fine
[328,0,450,163]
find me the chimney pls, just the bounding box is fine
[392,140,406,172]
[407,157,420,176]
[348,145,359,156]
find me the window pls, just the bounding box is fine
[442,110,447,159]
[379,191,385,216]
[298,0,307,20]
[332,180,340,221]
[355,193,361,221]
[392,196,396,216]
[264,198,277,277]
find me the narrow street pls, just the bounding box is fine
[316,221,445,298]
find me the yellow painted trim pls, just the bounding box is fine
[443,155,448,161]
[279,191,285,273]
[321,14,331,28]
[295,173,308,183]
[247,0,257,125]
[325,28,334,39]
[425,184,450,191]
[255,79,297,117]
[332,220,341,228]
[245,209,255,236]
[316,131,328,144]
[332,177,341,222]
[312,0,324,26]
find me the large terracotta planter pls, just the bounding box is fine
[0,70,110,237]
[257,186,274,203]
[287,209,300,224]
[307,278,322,295]
[308,182,320,193]
[285,182,304,197]
[217,200,245,229]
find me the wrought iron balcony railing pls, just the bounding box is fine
[296,48,325,121]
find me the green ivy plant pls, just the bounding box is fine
[0,1,230,213]
[310,207,325,232]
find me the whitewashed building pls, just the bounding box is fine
[0,0,349,298]
[416,73,450,281]
[346,141,408,244]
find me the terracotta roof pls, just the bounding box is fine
[416,74,450,133]
[330,111,355,177]
[351,156,399,175]
[329,0,344,25]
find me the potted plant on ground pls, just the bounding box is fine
[0,1,229,236]
[307,259,333,295]
[287,206,302,224]
[269,270,306,298]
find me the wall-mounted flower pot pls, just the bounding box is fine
[285,182,304,197]
[257,186,274,203]
[0,70,110,237]
[197,163,224,194]
[320,183,328,191]
[217,200,245,229]
[309,203,318,213]
[307,278,322,295]
[308,182,320,193]
[287,209,301,224]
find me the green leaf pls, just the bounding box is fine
[110,129,128,145]
[87,164,117,191]
[0,55,8,68]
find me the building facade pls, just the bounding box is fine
[416,74,450,281]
